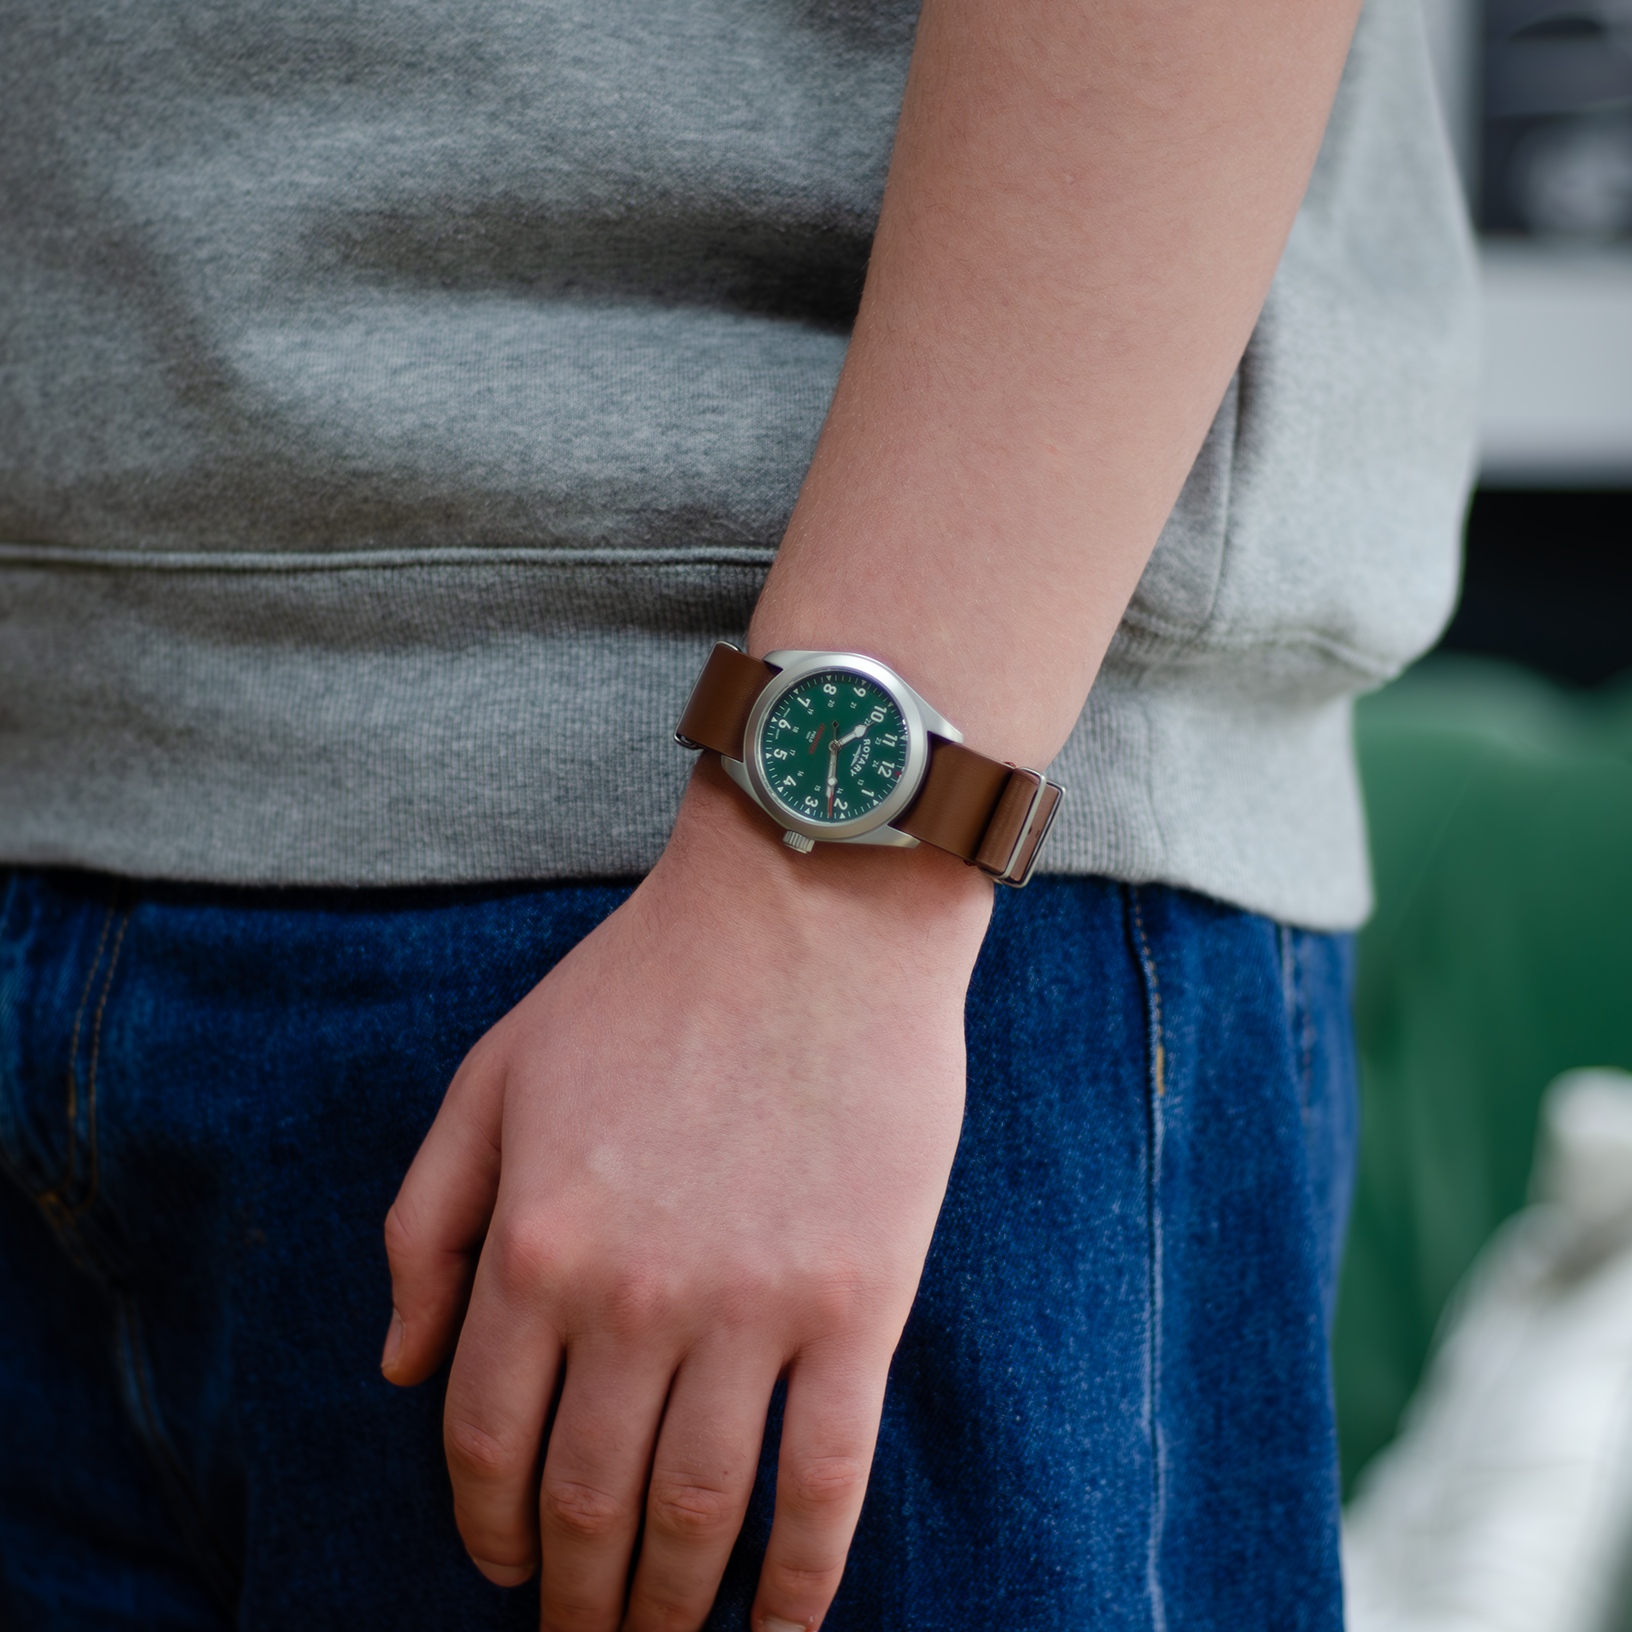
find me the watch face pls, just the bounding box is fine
[757,669,910,827]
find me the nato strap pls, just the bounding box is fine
[674,643,771,759]
[675,642,1063,887]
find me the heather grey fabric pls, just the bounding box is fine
[0,0,1477,928]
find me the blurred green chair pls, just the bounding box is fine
[1335,656,1632,1492]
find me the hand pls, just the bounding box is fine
[382,759,992,1632]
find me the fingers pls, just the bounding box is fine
[446,1228,888,1627]
[440,1223,567,1586]
[533,1336,679,1632]
[750,1345,887,1632]
[622,1342,779,1632]
[382,1047,505,1385]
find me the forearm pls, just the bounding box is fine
[751,0,1363,767]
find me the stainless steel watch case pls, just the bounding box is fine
[720,649,963,849]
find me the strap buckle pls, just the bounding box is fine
[974,768,1064,888]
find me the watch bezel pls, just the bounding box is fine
[742,651,935,842]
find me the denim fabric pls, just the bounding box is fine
[0,869,1355,1630]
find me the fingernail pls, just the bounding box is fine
[380,1309,404,1373]
[761,1618,807,1632]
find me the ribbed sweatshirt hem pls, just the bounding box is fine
[0,551,1371,930]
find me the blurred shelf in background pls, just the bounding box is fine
[1416,0,1631,688]
[1478,1,1632,242]
[1478,245,1632,485]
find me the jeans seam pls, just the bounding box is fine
[33,1207,244,1619]
[9,887,240,1615]
[70,908,129,1221]
[1299,940,1317,1108]
[114,1289,243,1617]
[1278,925,1316,1121]
[36,899,118,1212]
[38,900,128,1227]
[1127,886,1168,1632]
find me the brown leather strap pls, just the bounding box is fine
[675,643,774,757]
[896,746,1062,885]
[675,643,1063,883]
[893,740,1010,857]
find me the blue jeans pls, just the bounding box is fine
[0,869,1355,1629]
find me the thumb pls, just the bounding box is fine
[380,1045,505,1386]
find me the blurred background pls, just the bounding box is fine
[1333,3,1632,1624]
[1429,0,1632,684]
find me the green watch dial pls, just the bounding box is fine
[757,670,910,826]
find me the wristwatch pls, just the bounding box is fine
[674,644,1063,887]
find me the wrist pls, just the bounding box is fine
[651,757,994,971]
[674,643,1062,889]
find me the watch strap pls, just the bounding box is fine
[674,642,773,757]
[675,642,1063,886]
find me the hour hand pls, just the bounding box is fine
[836,723,868,747]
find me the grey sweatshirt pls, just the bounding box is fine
[0,0,1477,929]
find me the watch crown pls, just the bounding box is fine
[782,830,816,855]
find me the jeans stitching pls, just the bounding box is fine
[1299,939,1318,1108]
[38,900,117,1211]
[1127,887,1168,1632]
[70,908,130,1220]
[10,889,240,1612]
[40,1192,244,1616]
[114,1289,243,1616]
[1278,926,1316,1121]
[1130,895,1165,1099]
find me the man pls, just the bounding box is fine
[0,0,1475,1626]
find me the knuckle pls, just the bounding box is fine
[382,1199,421,1271]
[540,1476,627,1544]
[708,1260,780,1328]
[492,1215,565,1299]
[647,1473,738,1541]
[764,1554,846,1599]
[786,1454,868,1514]
[539,1596,617,1632]
[444,1414,532,1486]
[599,1264,678,1337]
[796,1268,865,1332]
[624,1587,710,1632]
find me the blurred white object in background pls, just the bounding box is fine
[1514,118,1632,240]
[1344,1068,1632,1632]
[1415,0,1632,485]
[1479,247,1632,485]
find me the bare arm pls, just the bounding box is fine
[383,4,1364,1630]
[757,0,1361,762]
